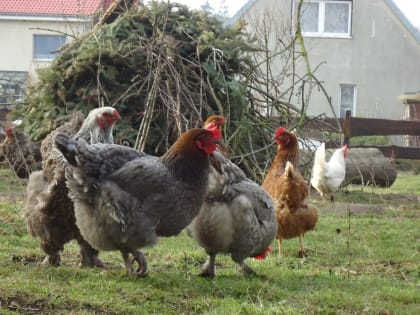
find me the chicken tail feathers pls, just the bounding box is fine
[314,143,326,165]
[55,133,80,166]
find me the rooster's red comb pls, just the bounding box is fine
[274,127,286,138]
[4,123,14,136]
[204,122,222,139]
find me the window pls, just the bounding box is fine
[295,0,352,38]
[0,71,27,105]
[339,84,356,117]
[33,34,66,60]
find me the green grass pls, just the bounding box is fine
[0,168,26,193]
[350,135,390,146]
[0,167,419,314]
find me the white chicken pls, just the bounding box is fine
[310,143,349,202]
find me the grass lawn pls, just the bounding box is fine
[0,167,419,314]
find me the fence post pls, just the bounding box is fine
[343,110,351,145]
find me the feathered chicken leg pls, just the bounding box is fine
[121,250,147,277]
[41,253,60,266]
[40,241,62,266]
[77,237,104,267]
[238,261,257,275]
[200,252,216,278]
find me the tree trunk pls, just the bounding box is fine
[344,148,397,187]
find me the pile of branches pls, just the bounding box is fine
[14,1,328,182]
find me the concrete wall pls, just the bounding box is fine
[240,0,420,121]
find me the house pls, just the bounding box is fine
[0,0,113,106]
[229,0,420,129]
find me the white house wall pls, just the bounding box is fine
[0,18,90,80]
[239,0,420,121]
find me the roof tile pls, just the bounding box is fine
[0,0,108,16]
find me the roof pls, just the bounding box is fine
[226,0,257,26]
[228,0,420,44]
[0,0,112,16]
[399,92,420,104]
[385,0,420,44]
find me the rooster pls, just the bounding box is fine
[263,127,318,257]
[187,116,277,277]
[54,127,221,276]
[0,120,41,178]
[310,143,349,202]
[23,107,120,267]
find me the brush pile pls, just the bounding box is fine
[14,1,312,182]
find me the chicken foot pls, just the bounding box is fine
[77,238,104,268]
[41,253,61,266]
[121,250,147,277]
[298,234,306,258]
[238,261,257,276]
[40,243,61,266]
[199,252,216,278]
[278,236,307,258]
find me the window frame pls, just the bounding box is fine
[338,83,357,118]
[294,0,353,38]
[33,34,66,61]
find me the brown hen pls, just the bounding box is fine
[263,127,319,257]
[0,121,41,178]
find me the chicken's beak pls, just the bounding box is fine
[214,139,222,145]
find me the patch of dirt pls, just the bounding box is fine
[327,202,386,215]
[333,260,418,282]
[0,291,118,315]
[0,295,50,315]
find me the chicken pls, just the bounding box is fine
[23,107,120,267]
[262,127,305,205]
[263,127,318,257]
[310,143,349,202]
[0,120,41,178]
[274,162,319,257]
[187,116,277,277]
[54,127,220,276]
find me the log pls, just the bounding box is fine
[344,148,397,187]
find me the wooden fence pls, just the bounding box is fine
[305,110,420,160]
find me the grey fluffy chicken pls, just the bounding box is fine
[0,120,41,178]
[187,116,277,277]
[23,107,120,267]
[54,127,220,276]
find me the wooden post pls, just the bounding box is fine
[343,110,351,146]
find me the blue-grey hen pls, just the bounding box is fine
[186,116,277,277]
[54,127,221,276]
